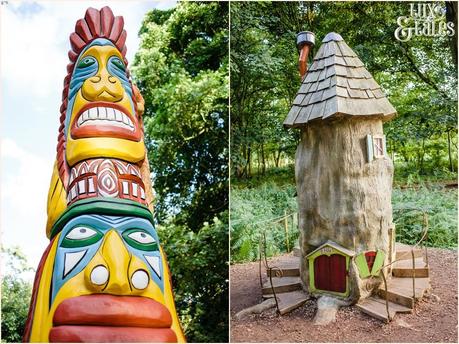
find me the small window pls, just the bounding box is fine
[373,135,384,158]
[366,134,386,162]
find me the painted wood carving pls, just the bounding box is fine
[305,240,354,297]
[285,32,397,303]
[23,7,185,342]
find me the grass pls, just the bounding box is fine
[231,165,457,263]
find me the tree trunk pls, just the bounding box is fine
[419,138,426,174]
[390,139,395,161]
[446,2,458,67]
[240,145,248,178]
[275,150,281,168]
[447,130,453,172]
[296,117,393,302]
[261,143,266,175]
[256,148,260,176]
[247,146,252,178]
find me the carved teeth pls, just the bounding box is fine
[115,109,123,122]
[121,113,133,127]
[76,107,134,131]
[88,108,97,119]
[99,107,107,119]
[107,108,115,120]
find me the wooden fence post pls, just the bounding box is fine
[284,210,289,252]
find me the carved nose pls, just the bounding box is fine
[84,230,153,295]
[99,230,131,294]
[81,68,124,102]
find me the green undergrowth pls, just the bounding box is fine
[230,182,298,263]
[231,168,458,263]
[393,162,457,186]
[393,187,457,249]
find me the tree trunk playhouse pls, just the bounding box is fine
[23,7,185,342]
[284,32,398,303]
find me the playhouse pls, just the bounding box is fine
[284,31,397,302]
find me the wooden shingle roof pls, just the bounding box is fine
[284,32,396,128]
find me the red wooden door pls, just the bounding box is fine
[314,254,346,293]
[365,251,377,272]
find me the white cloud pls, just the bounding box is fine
[1,138,52,274]
[1,0,177,276]
[1,0,176,98]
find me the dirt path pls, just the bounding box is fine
[230,248,458,343]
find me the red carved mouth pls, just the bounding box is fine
[50,295,177,343]
[70,102,141,142]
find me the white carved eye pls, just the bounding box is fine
[128,231,155,244]
[66,226,97,240]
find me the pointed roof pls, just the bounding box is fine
[284,32,396,127]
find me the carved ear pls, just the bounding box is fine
[133,84,145,117]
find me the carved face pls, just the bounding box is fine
[28,215,184,342]
[65,38,145,167]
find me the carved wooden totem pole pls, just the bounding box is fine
[23,7,185,342]
[284,32,397,303]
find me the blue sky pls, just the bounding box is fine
[1,0,176,279]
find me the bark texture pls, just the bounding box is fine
[295,116,393,302]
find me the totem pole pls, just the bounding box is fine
[23,7,185,342]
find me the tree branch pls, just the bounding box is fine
[399,42,453,101]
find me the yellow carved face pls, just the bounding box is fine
[65,39,145,167]
[29,215,185,342]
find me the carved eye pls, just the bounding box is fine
[61,226,103,248]
[128,231,155,244]
[77,56,96,68]
[111,57,126,71]
[122,229,158,251]
[67,226,97,239]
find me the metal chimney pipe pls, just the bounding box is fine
[297,31,315,80]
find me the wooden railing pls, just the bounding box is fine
[259,232,281,314]
[258,208,429,321]
[257,212,297,316]
[375,208,430,322]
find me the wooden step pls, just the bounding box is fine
[262,276,302,295]
[395,242,424,260]
[267,255,300,277]
[392,257,429,278]
[276,290,309,315]
[377,277,430,308]
[356,296,412,322]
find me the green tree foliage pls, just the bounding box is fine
[157,213,228,342]
[132,2,228,342]
[1,247,33,343]
[230,2,300,178]
[133,1,228,230]
[231,1,457,179]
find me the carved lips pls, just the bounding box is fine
[50,295,177,343]
[71,102,141,141]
